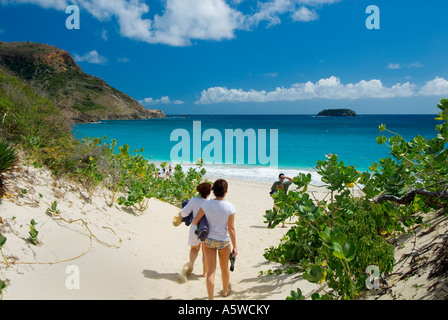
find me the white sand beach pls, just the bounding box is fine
[1,163,447,300]
[0,165,322,300]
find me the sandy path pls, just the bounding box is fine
[0,168,319,300]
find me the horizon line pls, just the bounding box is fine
[162,113,439,116]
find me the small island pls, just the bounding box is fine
[317,109,357,117]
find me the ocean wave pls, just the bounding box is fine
[161,162,325,185]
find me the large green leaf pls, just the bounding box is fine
[286,288,306,300]
[342,241,356,261]
[303,265,326,284]
[330,228,347,245]
[0,235,6,248]
[376,135,387,145]
[333,241,355,261]
[319,227,331,242]
[332,243,345,260]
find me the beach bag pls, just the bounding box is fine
[195,216,209,242]
[181,200,193,226]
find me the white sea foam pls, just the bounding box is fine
[205,165,320,183]
[153,161,325,185]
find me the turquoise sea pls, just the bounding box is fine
[73,115,439,183]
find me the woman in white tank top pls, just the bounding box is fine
[193,179,237,300]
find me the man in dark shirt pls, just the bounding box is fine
[269,173,293,228]
[270,173,293,195]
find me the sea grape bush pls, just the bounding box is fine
[0,278,5,300]
[72,137,207,211]
[265,99,448,300]
[28,219,39,245]
[46,201,61,216]
[111,146,206,210]
[0,234,7,299]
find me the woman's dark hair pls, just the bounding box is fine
[197,182,212,198]
[212,179,228,198]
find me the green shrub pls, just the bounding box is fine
[0,140,17,173]
[0,140,17,197]
[265,99,448,300]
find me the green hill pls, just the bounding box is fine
[0,41,165,123]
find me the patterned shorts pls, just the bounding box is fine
[205,238,230,250]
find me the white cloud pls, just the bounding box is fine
[264,72,279,78]
[1,0,340,46]
[139,96,185,106]
[418,77,448,97]
[73,50,108,64]
[100,29,109,41]
[0,0,68,10]
[117,57,131,63]
[296,0,341,5]
[148,0,243,46]
[292,6,319,22]
[61,0,243,46]
[195,76,448,104]
[242,0,339,28]
[387,63,401,70]
[404,62,424,69]
[387,62,424,70]
[76,0,154,42]
[243,0,292,28]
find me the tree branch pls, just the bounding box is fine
[374,189,448,205]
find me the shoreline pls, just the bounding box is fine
[72,114,168,125]
[157,162,327,185]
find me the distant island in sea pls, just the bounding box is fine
[317,109,358,117]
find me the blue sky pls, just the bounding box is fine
[0,0,447,114]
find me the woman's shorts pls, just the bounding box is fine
[205,238,230,250]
